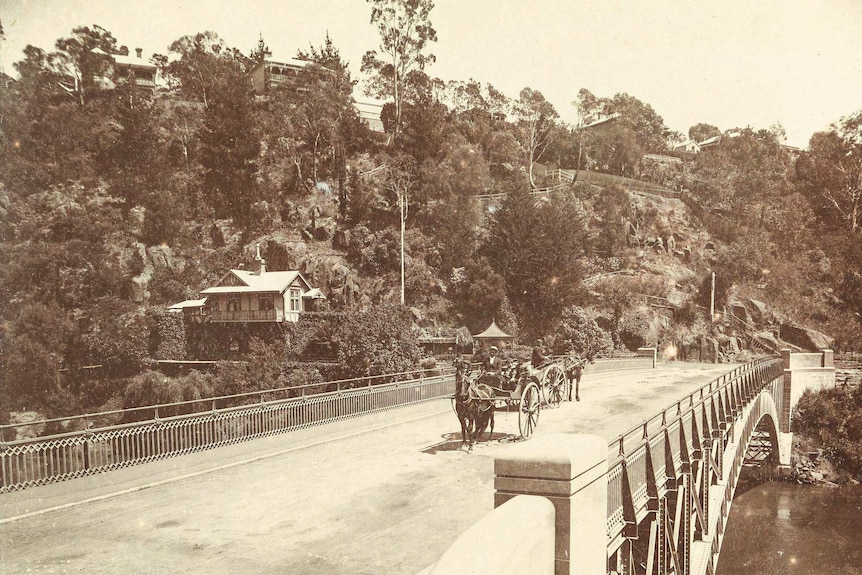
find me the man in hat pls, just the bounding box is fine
[483,345,503,374]
[531,339,547,370]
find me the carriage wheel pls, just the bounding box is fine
[519,382,541,439]
[542,365,568,407]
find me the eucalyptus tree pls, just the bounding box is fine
[798,109,862,235]
[516,87,559,187]
[160,32,252,109]
[573,88,669,176]
[361,0,437,141]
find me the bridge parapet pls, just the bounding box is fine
[418,352,838,575]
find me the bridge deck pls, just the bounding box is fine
[1,363,737,575]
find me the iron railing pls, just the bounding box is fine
[0,368,455,494]
[605,356,784,557]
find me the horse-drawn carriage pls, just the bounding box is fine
[451,355,584,448]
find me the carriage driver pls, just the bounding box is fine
[483,345,503,375]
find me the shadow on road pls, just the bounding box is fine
[421,432,519,454]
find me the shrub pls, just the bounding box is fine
[792,386,862,480]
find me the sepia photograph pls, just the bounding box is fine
[1,1,861,573]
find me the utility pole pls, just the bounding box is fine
[710,271,716,322]
[400,190,405,305]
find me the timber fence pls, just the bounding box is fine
[0,367,455,494]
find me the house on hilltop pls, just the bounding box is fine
[250,57,316,93]
[169,245,325,323]
[250,56,384,133]
[91,47,157,91]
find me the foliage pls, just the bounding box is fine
[449,257,507,333]
[484,186,591,338]
[361,0,437,140]
[793,385,862,480]
[150,309,188,360]
[574,89,670,176]
[122,370,215,416]
[797,108,862,235]
[688,123,721,142]
[334,302,422,378]
[159,32,252,108]
[554,306,614,357]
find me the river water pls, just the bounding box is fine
[717,478,862,574]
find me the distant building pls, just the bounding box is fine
[249,57,315,93]
[92,47,157,91]
[354,99,386,133]
[673,139,702,154]
[250,57,385,133]
[170,245,325,323]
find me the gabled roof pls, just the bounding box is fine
[673,139,701,153]
[473,320,514,339]
[168,298,208,311]
[200,269,312,295]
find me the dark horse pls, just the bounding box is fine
[454,359,496,451]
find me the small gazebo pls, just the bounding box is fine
[473,319,514,351]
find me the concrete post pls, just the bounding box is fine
[822,349,834,368]
[637,347,657,368]
[780,348,792,370]
[495,434,608,575]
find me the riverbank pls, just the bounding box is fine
[789,434,848,486]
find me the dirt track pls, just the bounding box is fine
[0,363,735,574]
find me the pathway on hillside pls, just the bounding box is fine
[1,362,737,575]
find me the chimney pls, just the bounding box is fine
[135,48,143,59]
[254,243,266,275]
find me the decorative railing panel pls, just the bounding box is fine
[605,356,785,572]
[1,373,454,493]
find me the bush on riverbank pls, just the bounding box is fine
[792,385,862,482]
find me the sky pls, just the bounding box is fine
[2,0,861,148]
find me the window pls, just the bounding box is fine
[289,289,302,312]
[259,294,274,311]
[227,296,241,311]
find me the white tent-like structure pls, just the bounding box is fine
[473,320,514,350]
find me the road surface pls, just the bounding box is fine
[0,362,736,574]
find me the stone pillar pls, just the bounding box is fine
[822,349,834,368]
[781,348,792,370]
[637,347,657,368]
[495,434,608,575]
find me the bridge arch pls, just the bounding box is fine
[425,352,836,575]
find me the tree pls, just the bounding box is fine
[334,303,422,378]
[449,258,507,333]
[688,123,721,143]
[688,127,791,226]
[573,89,669,176]
[51,25,123,106]
[555,306,613,357]
[483,185,590,337]
[798,109,862,235]
[361,0,437,141]
[516,87,559,186]
[198,61,258,223]
[161,32,251,109]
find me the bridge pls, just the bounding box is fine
[423,350,836,575]
[0,352,835,574]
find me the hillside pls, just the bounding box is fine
[2,24,860,423]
